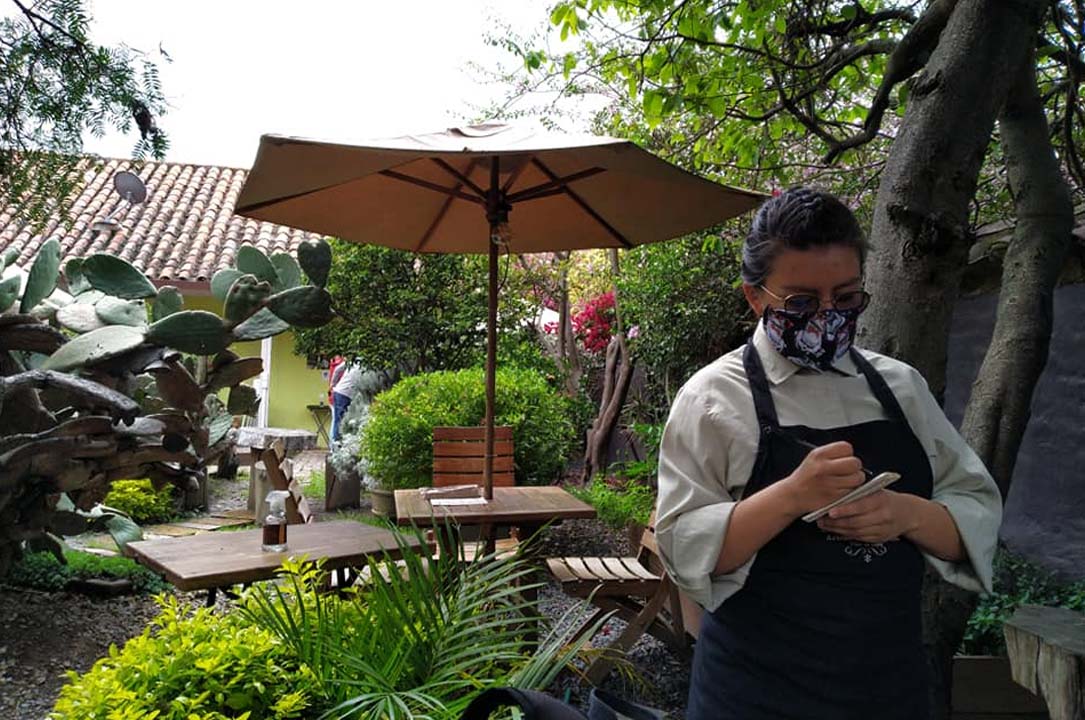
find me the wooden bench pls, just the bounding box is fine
[1005,604,1085,720]
[546,516,689,684]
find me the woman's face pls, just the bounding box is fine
[742,244,863,316]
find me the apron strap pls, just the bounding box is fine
[742,343,779,432]
[849,349,910,426]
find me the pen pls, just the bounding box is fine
[773,430,876,479]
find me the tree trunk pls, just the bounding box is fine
[860,0,1047,399]
[557,254,583,396]
[582,250,633,482]
[960,53,1075,498]
[858,3,1049,718]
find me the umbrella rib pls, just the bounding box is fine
[501,157,531,193]
[530,158,633,248]
[430,158,487,198]
[378,169,485,205]
[506,167,607,203]
[414,185,461,253]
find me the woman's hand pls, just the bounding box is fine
[781,441,865,517]
[816,490,920,543]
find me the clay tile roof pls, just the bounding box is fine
[0,157,324,286]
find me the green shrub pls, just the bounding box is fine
[52,596,315,719]
[569,478,656,530]
[103,478,176,524]
[7,549,170,594]
[361,367,576,489]
[960,549,1085,656]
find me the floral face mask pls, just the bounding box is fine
[762,306,861,371]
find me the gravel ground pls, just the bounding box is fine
[1,462,691,719]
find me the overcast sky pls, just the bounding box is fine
[77,0,578,168]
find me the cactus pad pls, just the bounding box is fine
[146,311,231,356]
[266,286,334,327]
[95,296,149,327]
[210,268,244,302]
[42,325,147,371]
[224,273,271,324]
[81,254,158,299]
[232,307,290,341]
[0,275,21,313]
[236,245,279,285]
[20,238,62,313]
[152,286,184,321]
[297,239,332,287]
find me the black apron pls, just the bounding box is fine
[687,344,933,720]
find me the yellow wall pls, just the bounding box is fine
[185,294,331,447]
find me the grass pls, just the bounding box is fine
[301,469,326,501]
[331,508,394,530]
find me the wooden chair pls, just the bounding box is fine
[254,439,312,524]
[431,426,518,561]
[546,515,690,684]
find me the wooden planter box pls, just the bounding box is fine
[952,655,1049,719]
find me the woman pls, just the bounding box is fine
[655,187,1001,719]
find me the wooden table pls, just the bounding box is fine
[395,486,596,639]
[306,404,332,447]
[393,486,597,531]
[126,521,420,603]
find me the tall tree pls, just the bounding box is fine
[0,0,168,222]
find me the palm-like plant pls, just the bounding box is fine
[239,526,605,720]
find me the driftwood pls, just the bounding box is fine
[1004,604,1085,720]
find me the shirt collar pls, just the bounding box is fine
[751,321,860,385]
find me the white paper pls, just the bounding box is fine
[801,471,901,523]
[429,497,490,507]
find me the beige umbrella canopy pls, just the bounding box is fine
[235,122,764,497]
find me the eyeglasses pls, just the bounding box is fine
[759,285,871,315]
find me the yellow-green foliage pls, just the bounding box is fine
[103,479,175,524]
[51,596,314,720]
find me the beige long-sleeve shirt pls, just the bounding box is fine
[655,323,1002,612]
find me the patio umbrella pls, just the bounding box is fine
[234,122,764,499]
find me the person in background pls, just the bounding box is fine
[327,354,344,405]
[655,187,1002,719]
[329,359,362,444]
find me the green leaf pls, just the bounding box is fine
[211,269,245,302]
[1,247,18,270]
[774,15,787,34]
[841,4,858,21]
[269,253,303,292]
[81,254,158,299]
[20,238,62,313]
[0,275,21,313]
[643,90,665,121]
[236,246,278,285]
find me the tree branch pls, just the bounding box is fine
[824,0,959,162]
[789,6,918,38]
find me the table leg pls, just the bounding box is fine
[206,587,218,607]
[516,523,545,646]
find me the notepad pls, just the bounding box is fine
[419,484,481,500]
[430,497,490,507]
[801,471,901,523]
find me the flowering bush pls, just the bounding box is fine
[572,291,616,354]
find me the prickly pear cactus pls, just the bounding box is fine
[0,239,336,576]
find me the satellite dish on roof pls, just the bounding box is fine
[113,171,147,205]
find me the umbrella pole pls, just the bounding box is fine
[484,158,501,501]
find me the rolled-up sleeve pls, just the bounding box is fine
[655,387,750,611]
[915,378,1002,593]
